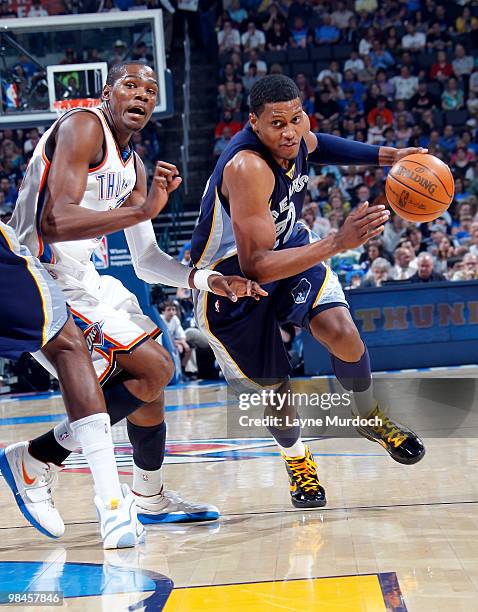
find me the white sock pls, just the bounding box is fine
[69,413,122,504]
[278,439,306,458]
[53,419,78,452]
[132,463,163,497]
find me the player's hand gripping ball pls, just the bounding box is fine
[385,154,454,223]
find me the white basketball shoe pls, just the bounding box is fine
[95,483,144,549]
[134,488,220,524]
[0,441,64,538]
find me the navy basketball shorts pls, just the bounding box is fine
[0,222,68,360]
[194,227,348,387]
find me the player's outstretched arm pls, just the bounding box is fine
[124,158,267,301]
[226,151,389,284]
[303,120,428,166]
[41,113,171,243]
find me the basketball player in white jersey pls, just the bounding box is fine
[0,220,145,549]
[6,61,266,537]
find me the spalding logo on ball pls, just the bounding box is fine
[385,154,454,222]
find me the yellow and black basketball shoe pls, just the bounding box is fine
[356,405,425,465]
[282,446,326,508]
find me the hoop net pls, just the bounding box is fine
[53,98,101,116]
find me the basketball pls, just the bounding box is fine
[385,154,454,222]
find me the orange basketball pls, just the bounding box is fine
[385,154,454,223]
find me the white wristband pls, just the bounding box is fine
[193,269,223,291]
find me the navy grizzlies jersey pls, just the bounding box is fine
[191,125,309,268]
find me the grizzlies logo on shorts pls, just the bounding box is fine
[291,278,312,305]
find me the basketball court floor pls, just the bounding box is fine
[0,369,477,611]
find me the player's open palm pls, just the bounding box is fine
[335,202,390,250]
[144,161,182,219]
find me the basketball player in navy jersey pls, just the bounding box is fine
[4,61,266,538]
[192,75,427,508]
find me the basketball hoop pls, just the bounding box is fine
[53,98,101,116]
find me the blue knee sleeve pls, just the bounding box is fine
[127,420,166,471]
[331,347,371,392]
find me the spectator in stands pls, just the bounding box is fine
[426,20,452,51]
[439,124,458,154]
[451,252,478,280]
[430,50,453,82]
[214,110,241,139]
[455,5,478,34]
[383,25,398,52]
[361,258,391,288]
[357,54,377,85]
[441,77,464,111]
[410,80,439,112]
[394,115,412,147]
[0,177,17,210]
[401,21,426,52]
[60,48,78,65]
[369,40,395,71]
[391,247,416,280]
[213,126,233,158]
[367,114,386,145]
[267,20,289,50]
[314,89,340,125]
[27,0,48,17]
[217,81,243,118]
[244,49,267,77]
[391,66,419,101]
[405,226,428,257]
[289,16,309,48]
[331,1,353,30]
[367,95,393,127]
[243,63,261,93]
[469,224,478,256]
[452,43,474,80]
[409,253,446,283]
[383,213,408,253]
[241,22,266,53]
[160,301,192,371]
[288,0,314,26]
[343,15,361,48]
[261,3,286,32]
[344,50,364,75]
[217,20,241,56]
[341,69,365,105]
[317,61,343,85]
[358,26,375,56]
[228,0,248,28]
[218,62,241,92]
[314,14,340,45]
[376,69,394,100]
[435,235,455,275]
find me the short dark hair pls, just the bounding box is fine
[160,299,176,312]
[106,61,155,86]
[249,75,300,116]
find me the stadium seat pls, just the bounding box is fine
[445,110,469,127]
[427,82,442,98]
[287,48,309,63]
[291,62,315,78]
[309,46,333,61]
[314,60,330,74]
[332,44,353,60]
[265,50,287,65]
[418,53,435,69]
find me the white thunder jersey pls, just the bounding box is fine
[11,107,137,291]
